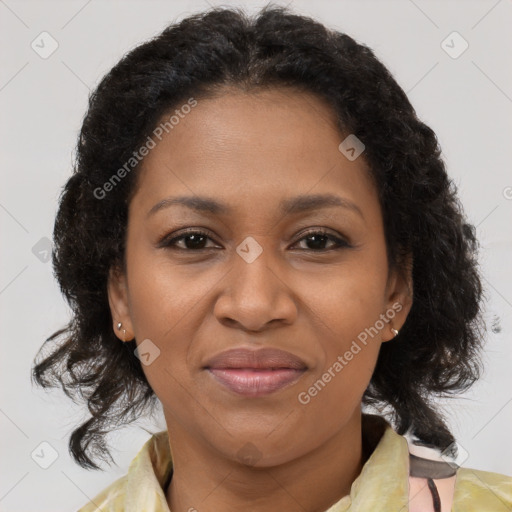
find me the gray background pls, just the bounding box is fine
[1,0,511,510]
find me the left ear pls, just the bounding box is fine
[382,252,413,342]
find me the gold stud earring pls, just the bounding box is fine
[391,328,399,337]
[117,322,122,331]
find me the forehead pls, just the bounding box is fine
[130,87,378,220]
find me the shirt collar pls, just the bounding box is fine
[124,414,409,512]
[124,429,173,512]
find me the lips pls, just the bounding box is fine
[204,347,307,397]
[204,347,308,371]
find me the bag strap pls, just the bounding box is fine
[408,447,458,512]
[360,415,458,511]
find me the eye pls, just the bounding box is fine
[292,229,351,251]
[158,229,218,251]
[158,228,351,252]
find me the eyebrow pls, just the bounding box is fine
[147,193,364,219]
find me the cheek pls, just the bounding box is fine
[294,331,381,435]
[123,247,205,392]
[294,253,387,408]
[283,329,380,459]
[126,244,217,337]
[303,255,389,343]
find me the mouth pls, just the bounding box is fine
[203,347,308,397]
[206,367,307,397]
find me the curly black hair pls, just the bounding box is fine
[31,4,487,470]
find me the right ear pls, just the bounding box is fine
[107,265,134,342]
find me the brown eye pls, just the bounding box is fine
[293,230,351,251]
[158,228,351,252]
[158,230,218,250]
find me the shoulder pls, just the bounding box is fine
[76,430,171,512]
[452,466,512,511]
[77,474,127,512]
[403,429,511,511]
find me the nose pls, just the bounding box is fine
[213,241,298,333]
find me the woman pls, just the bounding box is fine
[32,5,511,511]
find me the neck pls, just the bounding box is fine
[165,410,367,512]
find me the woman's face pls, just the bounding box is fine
[108,87,412,466]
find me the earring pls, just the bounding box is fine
[116,321,133,342]
[391,328,399,337]
[116,322,127,342]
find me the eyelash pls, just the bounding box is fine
[158,228,351,252]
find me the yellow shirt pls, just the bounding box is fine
[77,420,512,511]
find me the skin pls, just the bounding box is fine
[108,87,413,512]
